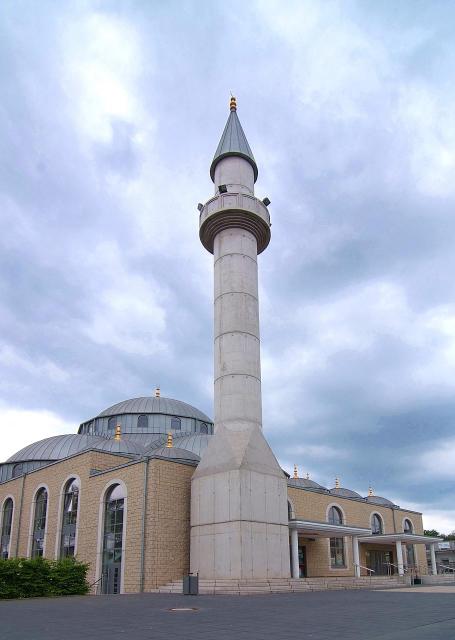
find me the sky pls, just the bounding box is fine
[1,0,454,534]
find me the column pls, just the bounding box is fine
[291,528,299,579]
[430,543,437,576]
[352,537,360,577]
[395,540,404,576]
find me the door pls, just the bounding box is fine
[298,545,307,578]
[366,550,393,576]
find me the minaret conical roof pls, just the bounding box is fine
[210,98,258,183]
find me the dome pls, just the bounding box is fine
[94,438,146,456]
[148,433,211,457]
[96,396,212,423]
[149,447,200,462]
[288,478,327,491]
[330,487,363,499]
[7,434,106,463]
[366,495,397,507]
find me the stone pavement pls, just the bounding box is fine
[1,586,455,640]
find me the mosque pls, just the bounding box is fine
[0,100,441,594]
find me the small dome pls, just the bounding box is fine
[148,433,211,457]
[149,447,200,462]
[288,478,327,491]
[330,487,363,499]
[366,495,397,507]
[96,396,212,423]
[94,438,146,456]
[7,434,106,463]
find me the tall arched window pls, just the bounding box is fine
[31,488,48,558]
[137,415,148,430]
[404,519,413,534]
[12,463,24,478]
[60,478,79,558]
[1,498,14,559]
[108,417,116,433]
[102,484,126,595]
[327,506,345,567]
[328,506,343,525]
[200,423,208,434]
[371,513,383,535]
[171,417,181,430]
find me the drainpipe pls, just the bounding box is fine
[15,473,26,557]
[139,458,149,592]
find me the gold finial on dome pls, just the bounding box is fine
[306,472,310,480]
[230,95,237,111]
[368,486,374,497]
[166,432,173,448]
[155,386,160,398]
[293,464,298,479]
[335,477,340,489]
[114,425,121,442]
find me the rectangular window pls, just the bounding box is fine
[330,537,345,567]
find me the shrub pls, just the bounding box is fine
[0,557,89,599]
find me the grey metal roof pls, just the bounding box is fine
[330,487,363,499]
[366,495,397,507]
[96,396,212,423]
[288,478,328,491]
[148,433,212,457]
[149,446,200,462]
[210,107,258,182]
[94,438,146,456]
[7,434,106,463]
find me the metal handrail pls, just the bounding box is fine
[438,564,455,574]
[354,563,375,582]
[385,562,407,576]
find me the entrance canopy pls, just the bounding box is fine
[357,533,442,545]
[289,519,371,538]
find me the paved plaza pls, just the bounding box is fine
[1,586,455,640]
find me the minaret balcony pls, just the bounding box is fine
[199,192,271,255]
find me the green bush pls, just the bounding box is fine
[0,557,90,599]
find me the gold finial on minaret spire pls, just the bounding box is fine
[230,95,237,111]
[166,432,173,448]
[155,386,160,398]
[335,477,340,489]
[293,464,298,479]
[114,425,121,441]
[368,486,374,497]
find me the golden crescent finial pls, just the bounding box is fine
[293,464,298,479]
[230,95,237,111]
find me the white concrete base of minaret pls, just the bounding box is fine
[190,424,291,580]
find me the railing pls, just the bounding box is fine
[385,562,407,576]
[438,564,455,575]
[354,564,375,583]
[89,574,104,595]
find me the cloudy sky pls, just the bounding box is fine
[1,0,454,533]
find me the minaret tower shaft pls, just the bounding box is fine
[191,98,290,580]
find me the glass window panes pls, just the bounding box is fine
[372,514,383,535]
[404,519,413,534]
[137,415,148,430]
[200,423,208,434]
[1,498,13,559]
[328,506,343,525]
[171,417,181,430]
[102,484,125,594]
[330,538,345,567]
[60,478,79,558]
[108,417,116,433]
[32,488,48,558]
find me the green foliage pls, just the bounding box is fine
[424,529,441,538]
[0,557,89,599]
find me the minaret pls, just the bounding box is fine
[190,98,290,580]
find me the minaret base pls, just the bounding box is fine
[190,425,291,580]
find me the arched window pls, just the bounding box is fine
[287,501,294,520]
[107,417,116,433]
[137,415,148,430]
[371,513,383,535]
[102,484,126,595]
[328,506,343,525]
[171,417,181,430]
[200,423,208,435]
[328,506,345,567]
[60,478,79,558]
[404,519,413,534]
[1,498,14,559]
[31,488,48,558]
[12,463,24,478]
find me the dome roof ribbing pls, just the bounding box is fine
[94,438,146,456]
[7,434,106,463]
[96,396,212,423]
[149,446,200,462]
[366,495,397,507]
[288,478,328,491]
[330,487,363,499]
[147,433,211,457]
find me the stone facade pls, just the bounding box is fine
[0,448,431,594]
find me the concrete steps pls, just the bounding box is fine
[151,575,409,594]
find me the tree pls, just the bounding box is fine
[424,529,441,538]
